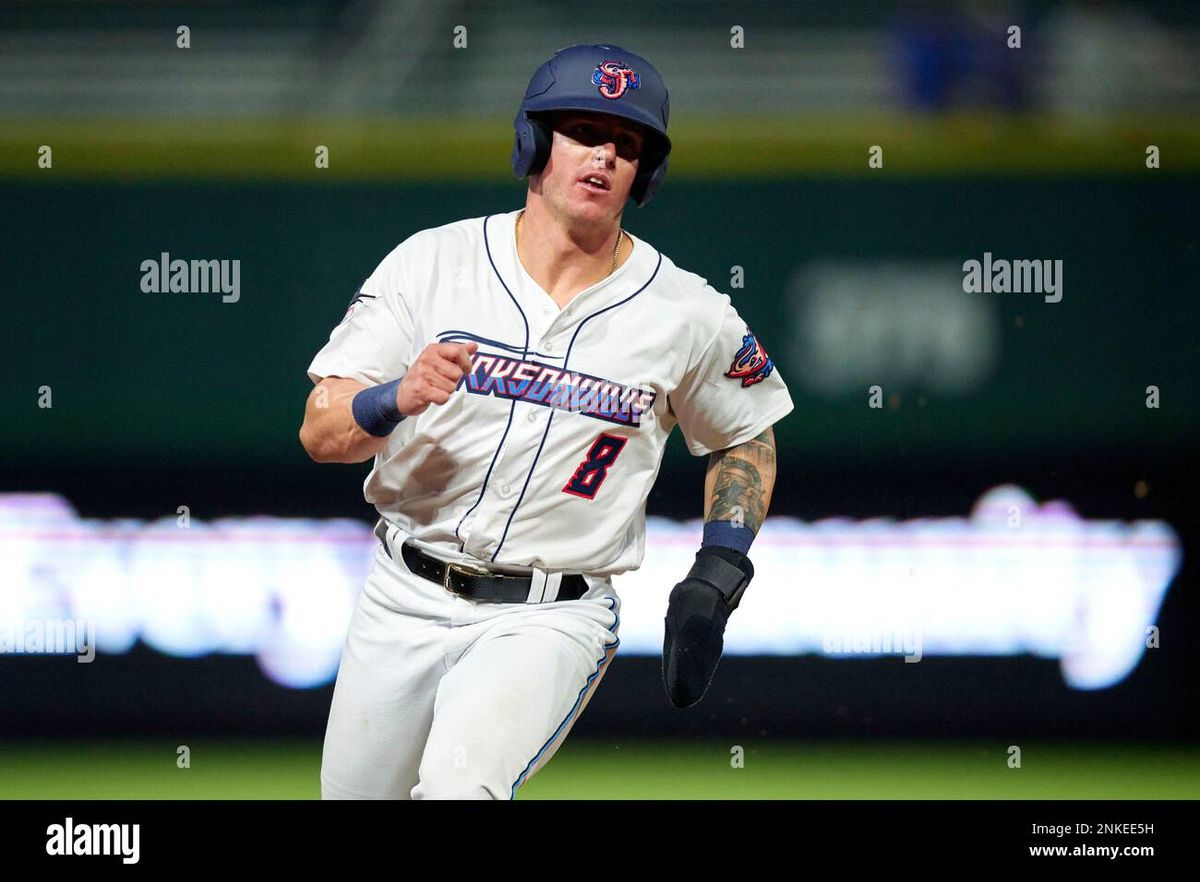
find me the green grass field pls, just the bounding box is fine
[1,739,1197,799]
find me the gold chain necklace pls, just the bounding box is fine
[517,212,623,278]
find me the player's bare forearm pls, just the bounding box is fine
[298,377,389,464]
[704,426,777,534]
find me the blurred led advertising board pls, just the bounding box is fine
[0,488,1179,691]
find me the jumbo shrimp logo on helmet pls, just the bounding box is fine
[592,60,640,99]
[724,328,775,388]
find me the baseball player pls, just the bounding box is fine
[300,43,793,799]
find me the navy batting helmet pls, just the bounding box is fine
[512,44,671,206]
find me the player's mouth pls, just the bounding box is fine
[577,172,611,194]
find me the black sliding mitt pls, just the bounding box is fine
[662,545,754,708]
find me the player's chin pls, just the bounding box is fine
[568,182,628,216]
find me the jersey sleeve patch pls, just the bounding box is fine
[723,327,775,388]
[340,283,377,323]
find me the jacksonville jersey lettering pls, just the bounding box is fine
[460,350,657,427]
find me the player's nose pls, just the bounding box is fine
[592,139,617,166]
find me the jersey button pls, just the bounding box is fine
[544,341,554,352]
[499,483,512,497]
[526,412,537,423]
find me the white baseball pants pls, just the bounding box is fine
[320,524,621,800]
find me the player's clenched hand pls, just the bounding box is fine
[396,342,478,417]
[662,546,754,708]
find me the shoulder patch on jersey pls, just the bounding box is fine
[341,283,376,322]
[724,328,775,387]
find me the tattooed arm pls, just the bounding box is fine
[703,426,777,534]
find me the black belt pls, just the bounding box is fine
[374,520,589,604]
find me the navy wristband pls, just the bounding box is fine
[701,519,755,556]
[351,379,405,437]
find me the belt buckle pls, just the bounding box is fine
[443,560,491,593]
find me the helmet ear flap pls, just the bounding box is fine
[527,114,553,176]
[631,141,670,206]
[512,113,554,178]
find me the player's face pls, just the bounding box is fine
[536,112,645,225]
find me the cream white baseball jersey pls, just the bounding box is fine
[308,208,794,576]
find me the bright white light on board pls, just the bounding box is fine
[0,487,1180,690]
